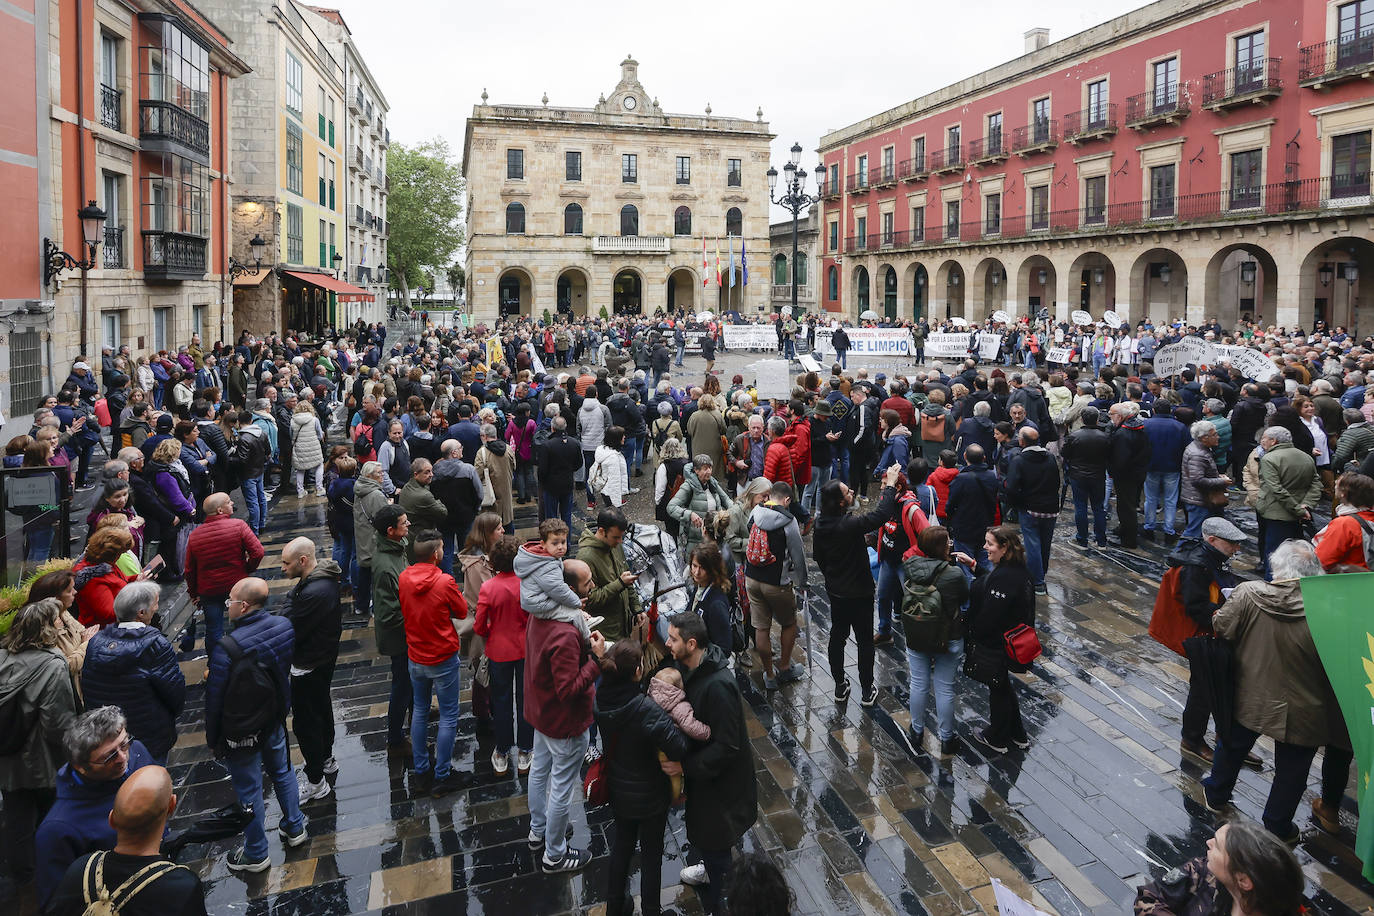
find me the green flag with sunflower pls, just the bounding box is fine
[1301,572,1374,881]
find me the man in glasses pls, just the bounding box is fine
[34,706,155,910]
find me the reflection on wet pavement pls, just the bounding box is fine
[159,482,1373,915]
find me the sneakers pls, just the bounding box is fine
[860,686,879,708]
[491,748,510,775]
[1072,536,1089,548]
[279,818,310,848]
[735,651,754,669]
[1033,584,1048,596]
[313,487,326,497]
[584,744,602,765]
[542,847,591,873]
[298,776,332,805]
[834,679,851,702]
[904,728,926,757]
[1012,736,1031,750]
[763,674,779,690]
[972,728,1009,754]
[322,756,339,775]
[777,665,803,684]
[430,772,465,797]
[296,489,307,498]
[1201,787,1229,815]
[527,823,575,852]
[680,863,709,886]
[517,750,533,775]
[227,848,270,873]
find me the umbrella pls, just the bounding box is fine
[1183,634,1236,739]
[163,802,254,860]
[723,310,743,321]
[860,309,880,321]
[948,316,968,327]
[801,588,813,675]
[696,310,715,321]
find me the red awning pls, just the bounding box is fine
[282,270,375,302]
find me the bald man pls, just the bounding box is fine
[279,538,344,803]
[183,491,264,658]
[46,766,207,916]
[206,577,307,872]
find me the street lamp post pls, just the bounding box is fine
[767,142,825,317]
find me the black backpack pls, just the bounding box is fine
[218,636,284,751]
[899,560,955,653]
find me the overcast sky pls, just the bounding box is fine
[334,0,1146,220]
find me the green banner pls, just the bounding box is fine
[1300,572,1374,881]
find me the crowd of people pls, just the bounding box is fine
[2,303,1367,915]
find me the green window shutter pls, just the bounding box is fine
[318,113,326,139]
[328,122,334,147]
[329,183,335,210]
[319,178,326,206]
[319,241,326,267]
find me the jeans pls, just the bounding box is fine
[241,473,266,533]
[608,810,669,916]
[985,672,1026,747]
[514,460,536,501]
[784,338,796,360]
[1069,476,1107,544]
[528,728,590,861]
[226,725,305,861]
[1142,471,1180,534]
[831,447,850,484]
[488,659,533,754]
[331,530,357,589]
[26,521,55,563]
[908,639,964,740]
[387,653,412,745]
[543,490,573,529]
[294,465,324,494]
[440,531,456,577]
[1261,518,1303,579]
[826,589,875,694]
[1018,515,1056,587]
[1203,720,1356,837]
[201,595,228,659]
[675,344,685,367]
[1023,350,1036,370]
[952,538,990,578]
[292,661,336,783]
[1183,502,1216,540]
[876,558,903,636]
[836,350,848,369]
[622,437,644,475]
[409,653,462,779]
[802,463,832,515]
[0,786,55,884]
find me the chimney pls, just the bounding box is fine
[1024,28,1049,53]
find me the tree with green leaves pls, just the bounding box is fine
[386,138,464,307]
[446,264,465,307]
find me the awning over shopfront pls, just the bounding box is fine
[282,270,375,301]
[231,270,270,288]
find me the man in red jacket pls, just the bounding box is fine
[185,492,264,659]
[398,529,468,797]
[524,558,604,874]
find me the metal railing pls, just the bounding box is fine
[821,178,842,197]
[1202,58,1282,104]
[846,172,869,192]
[102,226,124,268]
[100,84,122,132]
[967,136,1005,161]
[1062,104,1119,142]
[1300,32,1374,83]
[871,164,897,185]
[138,100,209,157]
[352,147,364,171]
[927,144,963,172]
[1012,120,1058,152]
[898,155,927,179]
[142,231,207,278]
[839,174,1371,254]
[771,284,812,300]
[1124,90,1190,124]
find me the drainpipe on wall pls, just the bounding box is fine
[76,0,89,357]
[219,72,227,345]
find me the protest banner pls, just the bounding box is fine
[977,332,1002,361]
[721,324,779,350]
[815,327,918,358]
[752,360,792,401]
[1103,310,1121,327]
[1300,572,1374,882]
[991,310,1010,324]
[1045,347,1073,364]
[1215,344,1280,381]
[1153,338,1279,381]
[527,344,545,377]
[926,332,972,358]
[1071,310,1092,326]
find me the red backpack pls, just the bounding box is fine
[745,520,778,567]
[879,491,930,561]
[1148,566,1211,656]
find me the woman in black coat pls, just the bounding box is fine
[686,543,735,654]
[966,525,1036,754]
[593,640,690,916]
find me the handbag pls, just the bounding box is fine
[1003,623,1043,667]
[1205,486,1230,509]
[583,733,620,806]
[962,643,1007,687]
[479,464,496,508]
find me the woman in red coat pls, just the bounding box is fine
[473,535,532,776]
[72,526,136,627]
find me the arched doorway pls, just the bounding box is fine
[498,268,532,318]
[855,267,870,316]
[1202,245,1278,330]
[971,257,1006,325]
[1299,238,1374,335]
[1129,249,1189,327]
[613,269,643,315]
[882,266,898,321]
[556,268,590,318]
[1015,256,1055,320]
[905,263,929,322]
[667,268,696,314]
[1068,251,1116,316]
[935,260,964,320]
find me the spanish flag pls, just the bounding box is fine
[701,236,708,288]
[714,237,722,286]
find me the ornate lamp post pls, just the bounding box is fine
[767,141,825,316]
[227,234,267,281]
[43,200,107,287]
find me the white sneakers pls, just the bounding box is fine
[298,775,332,804]
[322,756,339,775]
[491,748,510,775]
[517,750,533,775]
[680,863,708,885]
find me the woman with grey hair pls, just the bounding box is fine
[79,581,185,764]
[474,421,516,532]
[0,598,80,890]
[1180,419,1230,539]
[653,437,690,538]
[668,453,733,559]
[1201,539,1354,841]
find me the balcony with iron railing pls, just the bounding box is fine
[1202,58,1282,109]
[139,100,209,160]
[968,135,1007,165]
[928,144,964,175]
[355,266,372,284]
[771,284,813,300]
[350,147,364,172]
[592,236,671,254]
[846,172,869,193]
[376,218,386,236]
[898,156,928,181]
[380,127,390,148]
[351,205,364,227]
[142,231,206,281]
[871,164,897,187]
[102,226,124,269]
[1124,89,1190,128]
[822,178,842,198]
[1012,120,1058,155]
[836,175,1371,255]
[1062,104,1119,144]
[349,88,363,113]
[1300,31,1374,86]
[100,84,123,132]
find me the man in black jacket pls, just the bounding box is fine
[279,538,343,805]
[1107,402,1152,549]
[232,411,270,536]
[1061,405,1111,547]
[946,444,999,571]
[1228,383,1268,483]
[1004,428,1060,595]
[663,613,756,914]
[814,466,900,706]
[430,439,482,573]
[191,400,231,494]
[274,392,297,488]
[537,416,583,528]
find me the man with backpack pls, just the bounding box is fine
[206,576,307,873]
[814,467,901,707]
[231,411,270,536]
[744,481,809,690]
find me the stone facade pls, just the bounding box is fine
[462,57,774,323]
[769,209,820,315]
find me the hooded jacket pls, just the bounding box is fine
[680,644,757,850]
[1004,446,1060,514]
[536,431,583,497]
[371,534,409,657]
[515,541,585,620]
[0,647,77,791]
[1107,418,1152,481]
[876,424,912,476]
[353,474,390,567]
[80,626,185,760]
[576,527,642,643]
[577,397,612,450]
[606,391,647,438]
[399,561,467,666]
[431,456,482,537]
[290,410,324,470]
[1166,538,1236,629]
[954,416,997,464]
[282,559,343,672]
[1255,440,1323,522]
[743,502,808,589]
[232,422,269,478]
[593,678,691,818]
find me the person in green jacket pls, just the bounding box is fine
[370,504,411,752]
[398,459,448,531]
[1255,426,1323,579]
[576,509,642,644]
